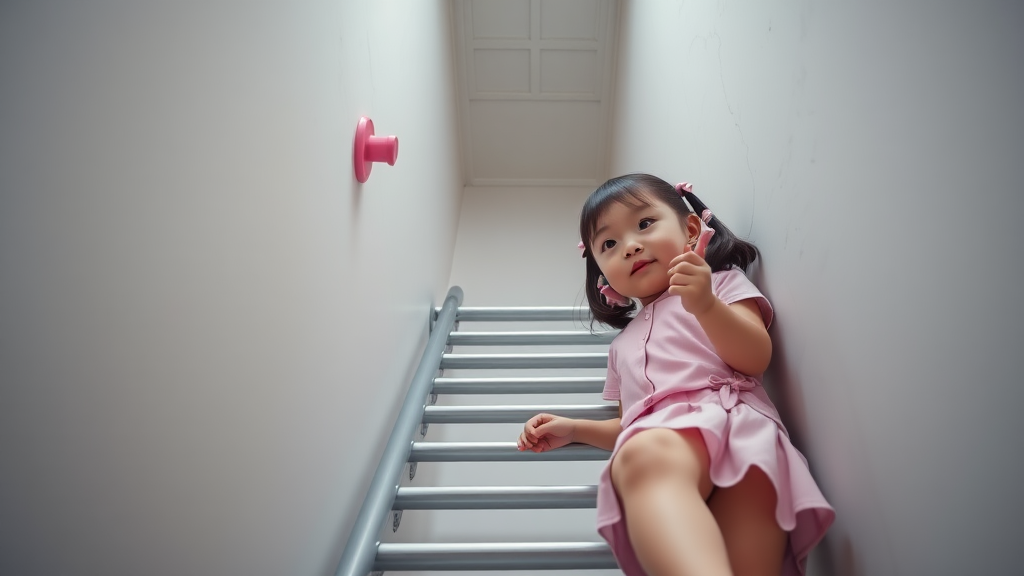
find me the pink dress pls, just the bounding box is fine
[597,268,834,576]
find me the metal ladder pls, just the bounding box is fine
[336,287,621,575]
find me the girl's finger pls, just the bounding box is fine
[667,285,684,295]
[680,244,693,264]
[668,263,700,282]
[668,250,702,270]
[694,228,714,258]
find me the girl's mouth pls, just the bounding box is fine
[631,260,653,274]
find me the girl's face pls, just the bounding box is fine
[590,195,702,305]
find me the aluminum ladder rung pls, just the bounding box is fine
[422,404,617,424]
[441,352,607,369]
[409,442,610,462]
[447,331,616,346]
[437,306,592,322]
[373,542,616,571]
[431,376,605,394]
[392,485,598,510]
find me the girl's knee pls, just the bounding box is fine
[611,428,712,494]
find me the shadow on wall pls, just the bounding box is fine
[750,262,857,576]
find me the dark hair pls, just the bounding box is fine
[579,173,759,329]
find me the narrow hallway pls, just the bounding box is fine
[1,1,1021,575]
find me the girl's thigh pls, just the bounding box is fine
[610,427,714,499]
[708,466,787,576]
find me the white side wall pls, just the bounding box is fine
[0,2,462,575]
[607,2,1024,575]
[450,186,595,306]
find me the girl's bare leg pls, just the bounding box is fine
[610,428,732,576]
[708,466,787,576]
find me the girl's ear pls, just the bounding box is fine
[684,213,703,243]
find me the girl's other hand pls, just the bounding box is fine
[517,413,576,452]
[667,245,715,316]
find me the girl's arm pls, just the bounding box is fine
[570,416,622,451]
[518,403,622,452]
[668,246,772,375]
[695,297,772,376]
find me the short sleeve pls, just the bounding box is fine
[602,344,621,401]
[711,268,774,328]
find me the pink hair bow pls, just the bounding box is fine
[578,241,586,258]
[597,275,630,308]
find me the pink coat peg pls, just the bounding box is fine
[353,116,399,183]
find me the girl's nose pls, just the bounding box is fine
[623,243,642,257]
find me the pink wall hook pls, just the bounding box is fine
[353,116,399,183]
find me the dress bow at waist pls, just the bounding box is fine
[707,372,759,411]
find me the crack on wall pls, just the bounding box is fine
[683,26,758,238]
[714,33,756,237]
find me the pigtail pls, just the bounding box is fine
[583,256,636,330]
[681,191,759,272]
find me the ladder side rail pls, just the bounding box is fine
[334,286,464,576]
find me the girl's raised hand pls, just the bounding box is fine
[517,413,576,453]
[667,243,716,316]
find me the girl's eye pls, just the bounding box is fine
[602,239,616,251]
[639,218,654,230]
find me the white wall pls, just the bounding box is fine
[0,2,462,575]
[607,1,1024,575]
[449,186,595,306]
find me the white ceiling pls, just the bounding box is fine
[451,0,619,187]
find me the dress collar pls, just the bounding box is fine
[640,289,674,310]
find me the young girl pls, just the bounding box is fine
[517,174,834,576]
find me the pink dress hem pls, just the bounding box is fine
[595,388,835,576]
